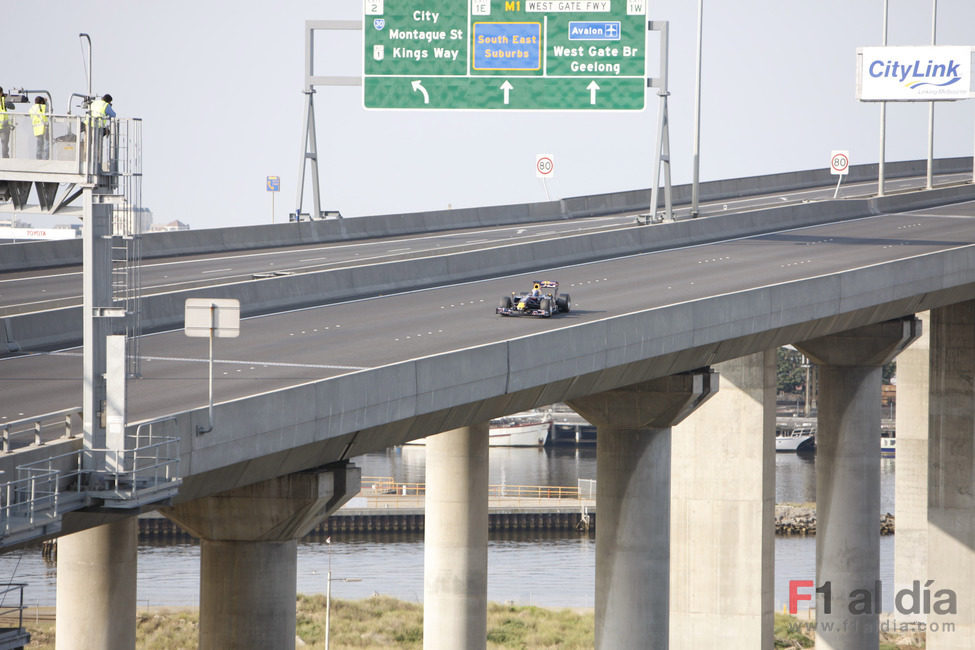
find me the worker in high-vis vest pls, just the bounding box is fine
[29,96,49,160]
[88,93,115,134]
[0,87,11,158]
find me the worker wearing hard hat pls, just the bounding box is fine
[29,96,49,160]
[0,87,11,158]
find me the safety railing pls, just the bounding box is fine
[0,408,82,453]
[578,478,597,500]
[0,113,141,183]
[0,418,181,542]
[360,476,589,508]
[1,448,87,540]
[89,416,181,507]
[0,113,81,165]
[0,583,27,635]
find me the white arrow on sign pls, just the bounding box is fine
[500,80,513,105]
[587,80,600,105]
[411,80,429,104]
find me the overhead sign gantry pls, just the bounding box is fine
[363,0,648,110]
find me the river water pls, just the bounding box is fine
[0,446,897,612]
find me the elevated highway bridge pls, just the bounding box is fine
[2,162,975,649]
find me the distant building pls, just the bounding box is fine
[0,217,30,229]
[114,206,154,236]
[149,220,190,233]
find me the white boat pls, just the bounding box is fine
[488,413,551,447]
[880,429,895,456]
[775,424,816,453]
[775,422,895,456]
[404,411,552,447]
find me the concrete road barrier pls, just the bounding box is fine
[3,157,970,273]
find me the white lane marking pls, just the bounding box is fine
[201,268,233,274]
[387,248,412,253]
[47,351,367,371]
[300,257,329,262]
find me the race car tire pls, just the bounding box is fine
[557,294,570,313]
[539,298,552,317]
[500,296,512,309]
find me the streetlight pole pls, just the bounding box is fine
[325,536,332,650]
[877,0,888,196]
[690,0,704,217]
[926,0,937,189]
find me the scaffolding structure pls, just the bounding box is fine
[0,109,144,376]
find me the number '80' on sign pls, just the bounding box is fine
[536,154,555,179]
[830,151,850,175]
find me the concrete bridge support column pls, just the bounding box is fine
[927,302,975,649]
[894,311,929,621]
[162,463,360,650]
[670,352,775,649]
[55,517,137,650]
[797,317,919,650]
[568,369,717,650]
[423,423,489,650]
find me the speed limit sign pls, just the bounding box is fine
[536,154,555,179]
[830,150,850,176]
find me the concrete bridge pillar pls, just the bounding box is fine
[162,463,360,650]
[55,516,138,650]
[670,352,775,649]
[894,311,929,621]
[568,369,717,650]
[423,423,489,650]
[797,317,919,650]
[927,302,975,649]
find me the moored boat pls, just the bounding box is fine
[775,424,816,453]
[488,412,552,447]
[404,410,552,447]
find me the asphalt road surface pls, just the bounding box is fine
[3,198,974,434]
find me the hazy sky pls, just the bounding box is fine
[5,1,974,229]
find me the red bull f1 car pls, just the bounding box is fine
[496,280,570,318]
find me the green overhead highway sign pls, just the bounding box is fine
[363,0,648,110]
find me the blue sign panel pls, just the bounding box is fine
[266,176,281,192]
[568,21,621,41]
[472,22,541,71]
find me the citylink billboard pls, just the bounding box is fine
[857,45,975,101]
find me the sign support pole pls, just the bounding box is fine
[295,87,323,222]
[184,298,240,435]
[294,21,361,221]
[646,21,673,224]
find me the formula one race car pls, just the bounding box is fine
[496,280,570,318]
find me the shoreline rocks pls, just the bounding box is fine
[776,503,895,536]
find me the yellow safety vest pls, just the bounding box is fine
[0,96,8,128]
[30,103,48,136]
[89,98,108,128]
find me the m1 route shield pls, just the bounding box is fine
[363,0,648,110]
